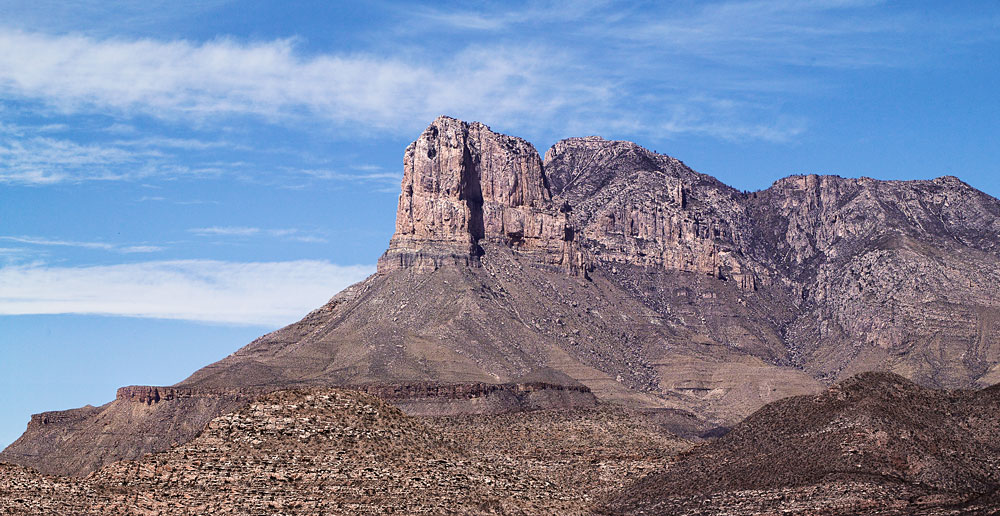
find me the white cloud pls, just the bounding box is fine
[0,236,164,253]
[614,0,909,69]
[189,226,262,237]
[2,2,986,150]
[417,0,921,69]
[112,136,240,150]
[0,260,375,326]
[0,30,584,132]
[188,226,327,243]
[0,131,248,185]
[414,1,613,32]
[0,235,116,250]
[0,136,147,184]
[121,245,165,253]
[0,26,800,143]
[297,169,402,184]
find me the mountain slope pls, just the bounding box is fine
[602,373,1000,515]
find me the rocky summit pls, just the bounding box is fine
[5,115,1000,481]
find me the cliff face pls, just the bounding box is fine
[380,118,760,283]
[6,116,1000,478]
[379,117,585,273]
[747,174,1000,385]
[545,136,762,288]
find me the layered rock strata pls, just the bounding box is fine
[379,117,587,273]
[5,380,594,477]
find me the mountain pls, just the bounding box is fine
[602,372,1000,515]
[5,115,1000,477]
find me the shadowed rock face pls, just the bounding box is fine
[602,373,1000,515]
[5,115,1000,477]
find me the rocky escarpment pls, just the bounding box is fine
[379,118,764,285]
[544,136,763,288]
[747,174,1000,385]
[5,379,594,477]
[379,117,587,274]
[376,117,1000,392]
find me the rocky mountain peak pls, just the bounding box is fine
[378,116,586,273]
[378,116,749,279]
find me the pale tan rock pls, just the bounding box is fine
[380,116,584,273]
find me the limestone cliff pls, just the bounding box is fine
[379,116,586,273]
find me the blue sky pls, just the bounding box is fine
[1,0,998,449]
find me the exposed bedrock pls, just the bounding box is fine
[379,116,586,274]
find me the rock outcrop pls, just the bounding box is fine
[545,136,760,285]
[5,115,1000,478]
[379,116,586,273]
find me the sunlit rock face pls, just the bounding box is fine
[380,116,584,273]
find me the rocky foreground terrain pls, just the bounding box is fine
[5,374,1000,514]
[603,372,1000,515]
[4,115,1000,498]
[0,388,687,515]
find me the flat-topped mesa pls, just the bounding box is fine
[378,116,586,273]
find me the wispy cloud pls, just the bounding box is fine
[188,226,327,243]
[609,0,914,69]
[413,0,613,32]
[112,136,241,150]
[0,24,803,143]
[297,169,402,183]
[0,30,587,132]
[0,131,259,185]
[405,0,996,141]
[416,0,933,69]
[121,245,165,253]
[189,226,261,237]
[0,236,163,253]
[0,259,374,326]
[0,0,236,38]
[0,137,148,184]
